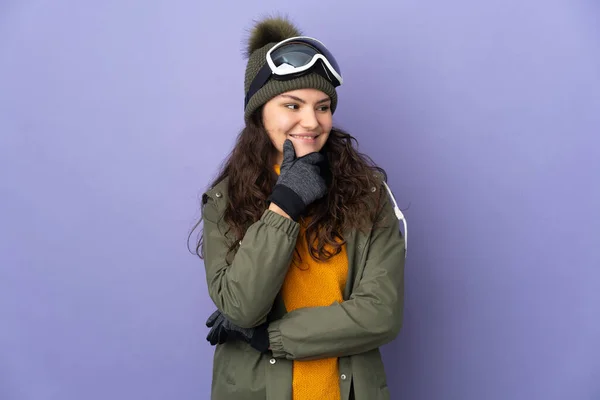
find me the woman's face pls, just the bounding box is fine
[262,88,333,164]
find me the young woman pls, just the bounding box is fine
[192,16,407,400]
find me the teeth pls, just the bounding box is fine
[291,135,317,139]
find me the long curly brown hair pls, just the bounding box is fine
[189,109,385,263]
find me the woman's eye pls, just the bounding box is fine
[318,105,331,112]
[285,104,299,110]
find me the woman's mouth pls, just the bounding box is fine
[290,134,319,142]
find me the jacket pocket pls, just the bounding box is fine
[366,349,389,394]
[212,340,268,400]
[213,342,236,386]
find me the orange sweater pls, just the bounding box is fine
[275,165,348,400]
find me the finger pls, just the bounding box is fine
[298,151,325,165]
[282,139,296,165]
[218,328,229,344]
[206,329,218,345]
[207,318,227,345]
[205,309,221,327]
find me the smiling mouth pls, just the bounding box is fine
[290,134,320,140]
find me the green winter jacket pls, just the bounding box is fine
[201,173,406,400]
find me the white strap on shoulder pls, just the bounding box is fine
[381,181,407,257]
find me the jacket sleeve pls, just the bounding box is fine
[266,189,405,360]
[202,193,300,328]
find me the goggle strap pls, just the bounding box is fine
[245,63,273,109]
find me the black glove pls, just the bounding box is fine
[268,139,327,221]
[205,309,270,353]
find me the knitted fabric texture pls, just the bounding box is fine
[275,164,348,400]
[243,43,338,120]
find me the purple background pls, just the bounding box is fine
[1,1,599,399]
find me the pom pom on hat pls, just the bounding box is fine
[244,15,302,58]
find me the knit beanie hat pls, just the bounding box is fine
[243,17,339,121]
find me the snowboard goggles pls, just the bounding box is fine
[245,36,344,108]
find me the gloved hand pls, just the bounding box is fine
[205,309,270,353]
[268,139,327,221]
